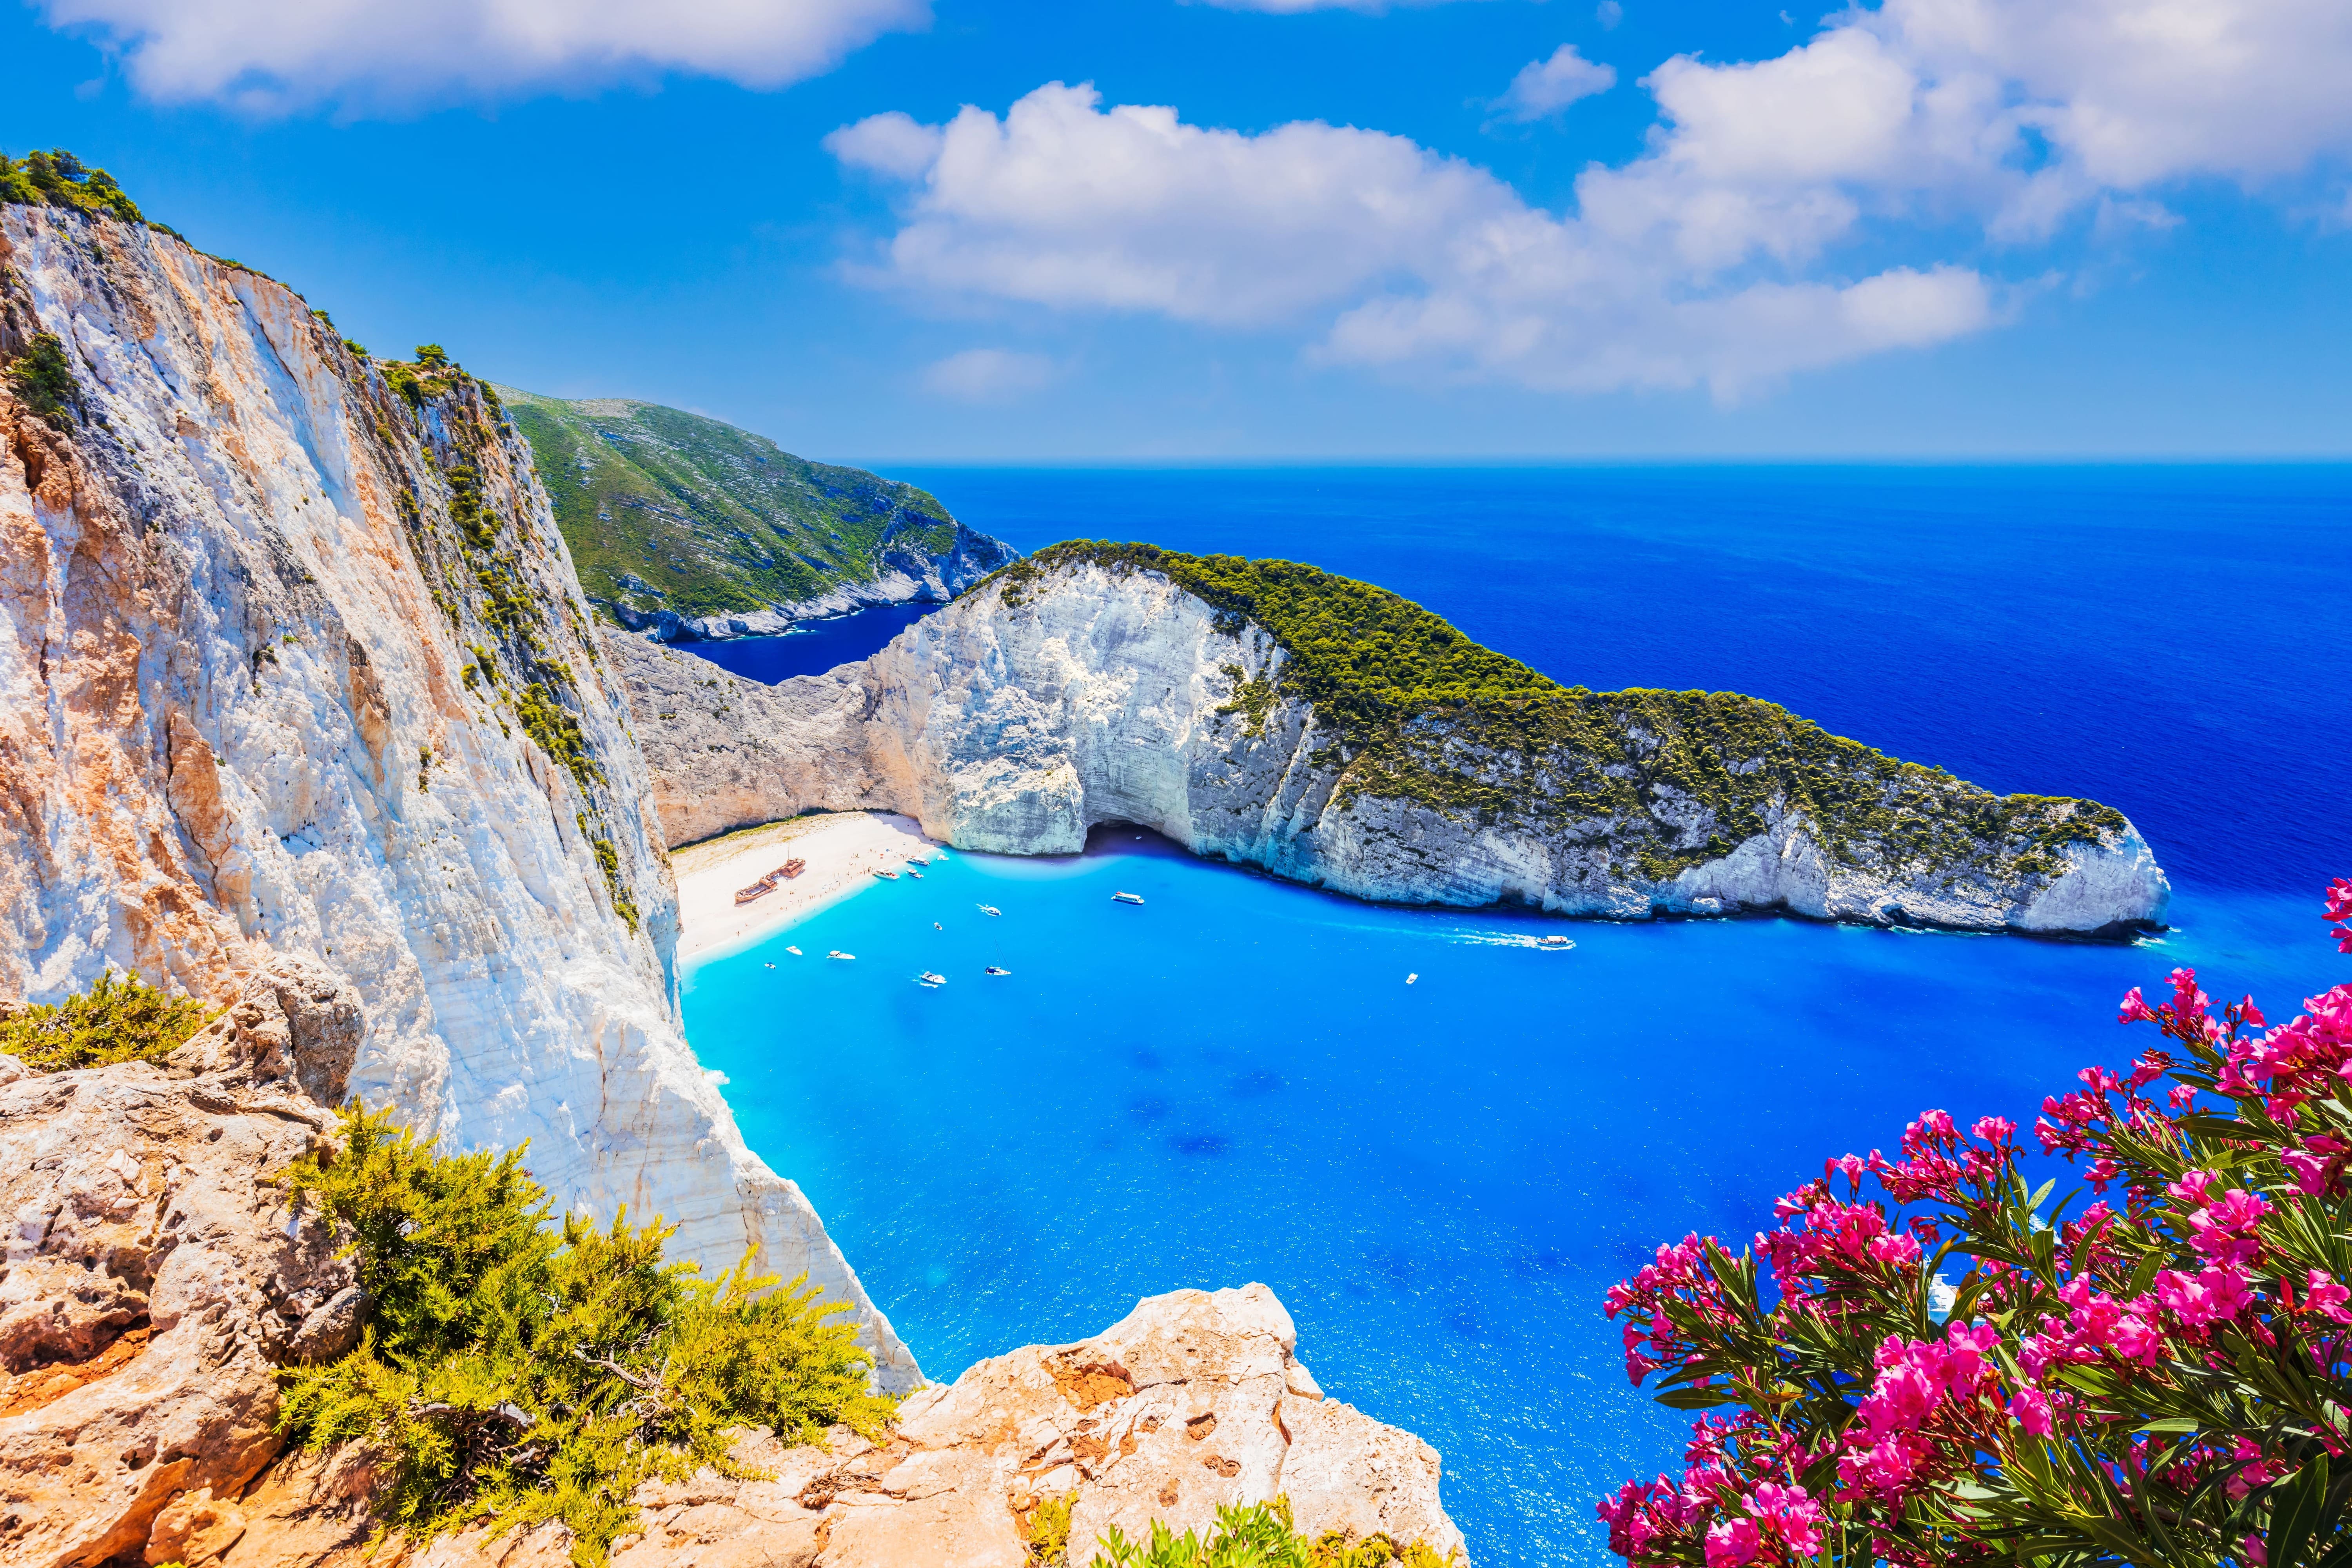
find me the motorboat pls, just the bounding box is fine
[906,856,929,867]
[1406,973,1418,984]
[785,946,803,956]
[985,965,1011,976]
[978,904,1002,917]
[872,869,899,881]
[1539,935,1574,949]
[907,869,924,879]
[1112,891,1145,906]
[828,950,855,960]
[917,971,947,987]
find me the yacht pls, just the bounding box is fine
[828,950,855,961]
[785,946,803,956]
[978,904,1002,917]
[917,971,947,987]
[1540,935,1573,949]
[1112,891,1145,906]
[985,965,1012,977]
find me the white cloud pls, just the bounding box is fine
[1494,44,1617,122]
[831,0,2352,397]
[921,348,1062,401]
[35,0,929,109]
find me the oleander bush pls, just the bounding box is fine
[0,971,212,1072]
[279,1103,896,1565]
[1088,1498,1458,1568]
[1599,877,2352,1567]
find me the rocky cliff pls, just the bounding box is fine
[610,546,2169,936]
[0,190,915,1387]
[500,388,1017,642]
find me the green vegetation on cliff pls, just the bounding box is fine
[993,543,2130,888]
[1087,1498,1456,1567]
[281,1103,894,1565]
[499,388,967,625]
[0,972,212,1072]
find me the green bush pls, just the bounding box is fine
[1088,1499,1457,1568]
[279,1103,895,1565]
[0,149,144,223]
[0,970,212,1073]
[5,330,77,425]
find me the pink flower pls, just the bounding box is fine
[2307,1270,2352,1325]
[2008,1388,2054,1437]
[2158,1266,2255,1330]
[1704,1516,1762,1567]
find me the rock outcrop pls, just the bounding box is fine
[214,1284,1464,1568]
[608,553,2169,936]
[0,960,361,1568]
[0,199,913,1387]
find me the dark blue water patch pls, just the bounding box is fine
[895,465,2352,895]
[675,602,936,684]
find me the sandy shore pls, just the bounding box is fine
[673,811,943,964]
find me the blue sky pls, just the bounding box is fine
[5,0,2350,460]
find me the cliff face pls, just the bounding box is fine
[0,201,915,1388]
[500,388,1018,642]
[611,557,2169,936]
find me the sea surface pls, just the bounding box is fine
[680,466,2352,1566]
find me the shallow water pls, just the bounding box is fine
[682,466,2352,1565]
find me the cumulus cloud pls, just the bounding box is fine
[830,0,2352,396]
[920,348,1062,401]
[1493,44,1617,122]
[34,0,929,110]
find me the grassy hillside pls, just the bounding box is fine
[500,389,967,624]
[993,542,2131,884]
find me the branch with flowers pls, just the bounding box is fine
[1597,878,2352,1568]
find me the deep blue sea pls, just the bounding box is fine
[679,467,2352,1566]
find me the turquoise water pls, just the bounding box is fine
[681,467,2352,1565]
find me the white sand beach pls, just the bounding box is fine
[672,811,944,964]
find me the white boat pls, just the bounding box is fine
[906,856,929,867]
[1406,973,1418,984]
[907,869,924,879]
[872,869,899,881]
[785,945,802,956]
[978,904,1001,917]
[1112,891,1145,906]
[1539,935,1574,949]
[917,971,947,987]
[985,965,1011,976]
[828,950,855,961]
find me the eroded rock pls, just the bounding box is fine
[216,1283,1466,1568]
[0,960,362,1568]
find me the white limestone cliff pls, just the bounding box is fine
[639,518,1018,643]
[609,558,2170,936]
[0,203,916,1388]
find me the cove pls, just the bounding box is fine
[682,464,2352,1564]
[684,847,2339,1564]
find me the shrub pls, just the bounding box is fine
[1088,1498,1457,1567]
[0,970,212,1072]
[1598,877,2352,1567]
[279,1103,895,1565]
[7,330,77,424]
[0,149,143,224]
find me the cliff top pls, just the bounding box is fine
[498,388,969,624]
[987,542,2137,889]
